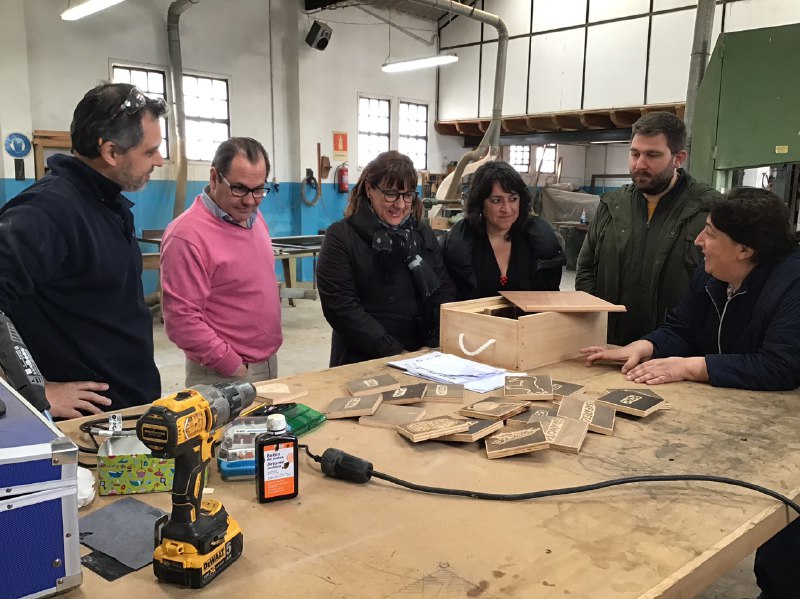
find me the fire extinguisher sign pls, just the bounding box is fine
[332,131,348,161]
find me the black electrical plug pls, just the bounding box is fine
[320,448,373,484]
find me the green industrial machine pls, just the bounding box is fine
[691,23,800,225]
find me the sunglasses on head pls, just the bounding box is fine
[111,86,166,120]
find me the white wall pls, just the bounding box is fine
[1,0,458,191]
[439,0,800,119]
[17,0,278,182]
[296,6,458,179]
[554,144,588,189]
[585,144,632,190]
[0,0,34,183]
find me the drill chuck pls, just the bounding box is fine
[191,381,256,431]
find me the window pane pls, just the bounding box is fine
[184,95,200,118]
[182,75,231,162]
[113,67,130,83]
[358,97,391,168]
[148,72,164,94]
[183,76,197,97]
[198,77,213,98]
[131,69,148,90]
[112,65,169,159]
[212,79,228,100]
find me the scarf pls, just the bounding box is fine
[348,202,441,298]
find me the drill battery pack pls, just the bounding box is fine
[217,403,325,480]
[153,499,244,588]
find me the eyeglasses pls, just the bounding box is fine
[377,186,418,204]
[219,173,270,199]
[112,87,167,120]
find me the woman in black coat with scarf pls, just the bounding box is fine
[317,151,456,367]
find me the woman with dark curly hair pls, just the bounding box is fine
[582,186,800,392]
[441,161,565,300]
[316,151,455,367]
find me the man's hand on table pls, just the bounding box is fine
[625,356,709,385]
[581,340,655,374]
[45,381,112,419]
[231,364,248,377]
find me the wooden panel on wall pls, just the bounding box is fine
[724,0,800,32]
[439,45,480,120]
[589,0,649,22]
[482,0,532,39]
[529,29,585,114]
[653,0,697,9]
[532,0,587,33]
[647,10,695,104]
[440,11,481,48]
[480,38,530,118]
[584,18,648,110]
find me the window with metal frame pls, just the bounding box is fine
[183,75,231,162]
[398,101,428,171]
[112,65,169,159]
[535,144,557,174]
[358,96,390,169]
[509,145,530,172]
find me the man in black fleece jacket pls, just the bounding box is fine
[0,83,166,417]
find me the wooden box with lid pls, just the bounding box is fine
[439,291,626,371]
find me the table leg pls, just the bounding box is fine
[281,257,295,307]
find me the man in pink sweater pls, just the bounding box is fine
[160,137,282,386]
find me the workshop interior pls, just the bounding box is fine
[1,0,800,598]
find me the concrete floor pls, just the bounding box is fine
[151,270,760,598]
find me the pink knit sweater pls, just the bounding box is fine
[161,197,282,376]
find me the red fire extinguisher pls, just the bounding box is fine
[335,162,349,193]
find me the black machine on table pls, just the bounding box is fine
[136,381,256,588]
[0,309,49,416]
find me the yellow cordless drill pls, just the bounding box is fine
[136,381,255,588]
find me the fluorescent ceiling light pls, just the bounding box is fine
[61,0,125,21]
[382,53,458,73]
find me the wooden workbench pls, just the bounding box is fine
[59,355,800,598]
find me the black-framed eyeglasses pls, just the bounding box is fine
[219,173,270,199]
[377,186,418,204]
[112,87,167,120]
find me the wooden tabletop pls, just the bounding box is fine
[59,354,800,598]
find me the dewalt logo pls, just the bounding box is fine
[202,545,227,573]
[141,424,168,442]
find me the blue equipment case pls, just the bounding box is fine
[0,379,82,598]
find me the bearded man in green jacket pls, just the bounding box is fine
[576,111,722,346]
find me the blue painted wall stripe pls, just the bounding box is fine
[0,177,353,293]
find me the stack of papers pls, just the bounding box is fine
[388,352,510,393]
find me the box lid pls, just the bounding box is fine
[0,379,77,492]
[0,379,60,449]
[499,291,627,313]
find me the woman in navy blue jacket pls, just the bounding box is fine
[581,187,800,391]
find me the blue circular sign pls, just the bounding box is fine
[4,133,32,159]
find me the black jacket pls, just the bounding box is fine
[0,154,161,410]
[317,204,456,367]
[441,216,565,300]
[643,248,800,391]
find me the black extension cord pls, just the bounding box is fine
[299,444,800,515]
[73,414,144,468]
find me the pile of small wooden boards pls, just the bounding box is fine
[324,373,464,429]
[324,372,669,460]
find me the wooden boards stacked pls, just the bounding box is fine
[255,382,308,405]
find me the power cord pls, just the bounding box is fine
[299,445,800,515]
[75,414,141,456]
